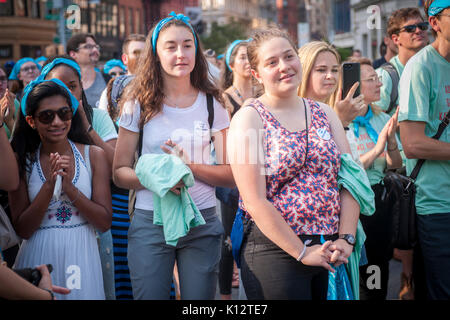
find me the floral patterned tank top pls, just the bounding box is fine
[239,98,341,235]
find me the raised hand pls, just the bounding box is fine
[335,82,366,127]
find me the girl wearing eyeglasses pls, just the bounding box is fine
[9,80,112,300]
[217,39,253,300]
[103,59,127,79]
[347,57,403,300]
[8,58,41,102]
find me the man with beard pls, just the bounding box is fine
[67,34,106,108]
[121,34,146,75]
[98,34,145,113]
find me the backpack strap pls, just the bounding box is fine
[380,62,399,114]
[207,93,214,129]
[206,94,214,146]
[224,92,242,118]
[137,94,214,158]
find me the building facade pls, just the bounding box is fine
[201,0,276,35]
[0,0,57,65]
[143,0,200,32]
[276,0,300,44]
[331,0,424,60]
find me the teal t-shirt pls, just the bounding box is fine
[375,55,405,116]
[398,45,450,215]
[349,108,402,186]
[92,108,117,142]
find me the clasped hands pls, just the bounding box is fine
[301,239,353,273]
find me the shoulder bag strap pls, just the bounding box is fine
[409,111,450,181]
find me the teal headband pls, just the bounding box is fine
[39,58,82,80]
[35,56,47,64]
[151,12,198,54]
[8,58,41,81]
[428,0,450,16]
[225,39,252,72]
[21,78,79,117]
[104,59,127,74]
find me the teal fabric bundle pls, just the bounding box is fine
[337,153,375,300]
[135,154,205,246]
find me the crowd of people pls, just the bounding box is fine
[0,0,449,301]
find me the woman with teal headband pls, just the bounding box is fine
[40,55,120,300]
[218,38,253,300]
[9,57,41,101]
[9,79,112,300]
[113,12,233,299]
[103,59,127,78]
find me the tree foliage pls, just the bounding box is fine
[199,20,248,55]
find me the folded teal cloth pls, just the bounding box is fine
[135,154,205,246]
[338,153,375,216]
[338,153,375,300]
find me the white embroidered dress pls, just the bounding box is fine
[14,141,105,300]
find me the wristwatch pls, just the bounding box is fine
[339,234,356,246]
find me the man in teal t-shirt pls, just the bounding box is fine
[398,1,450,300]
[375,8,429,116]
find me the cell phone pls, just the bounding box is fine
[342,62,361,99]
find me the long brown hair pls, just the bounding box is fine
[120,19,223,129]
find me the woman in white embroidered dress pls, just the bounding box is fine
[9,79,112,300]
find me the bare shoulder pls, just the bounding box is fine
[230,99,263,131]
[88,144,106,161]
[315,101,338,121]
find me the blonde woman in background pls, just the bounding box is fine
[298,41,366,163]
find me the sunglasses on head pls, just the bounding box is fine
[398,22,428,33]
[35,106,73,124]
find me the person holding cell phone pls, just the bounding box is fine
[298,41,366,165]
[346,57,403,300]
[9,79,111,300]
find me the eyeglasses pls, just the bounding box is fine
[0,76,7,82]
[76,44,101,51]
[20,65,39,73]
[109,71,126,77]
[362,75,382,83]
[398,22,429,33]
[35,106,73,124]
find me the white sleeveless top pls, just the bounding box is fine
[14,140,105,300]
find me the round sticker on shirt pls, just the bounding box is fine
[316,127,331,141]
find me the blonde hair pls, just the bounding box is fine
[298,41,341,108]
